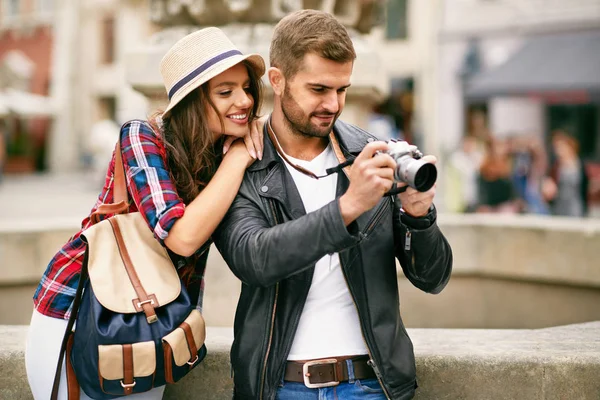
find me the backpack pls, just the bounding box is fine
[51,136,206,399]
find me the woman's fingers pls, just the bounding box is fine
[223,136,236,154]
[250,119,264,160]
[243,133,257,159]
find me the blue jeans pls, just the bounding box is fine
[276,378,386,399]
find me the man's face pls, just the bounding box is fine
[280,53,353,138]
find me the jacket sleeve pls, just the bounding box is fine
[392,200,453,294]
[213,191,360,287]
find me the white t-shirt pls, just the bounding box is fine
[281,143,368,360]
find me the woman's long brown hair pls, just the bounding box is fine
[150,61,263,278]
[154,61,263,204]
[479,138,511,181]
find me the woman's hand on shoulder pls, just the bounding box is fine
[248,115,267,160]
[223,138,255,168]
[222,115,266,168]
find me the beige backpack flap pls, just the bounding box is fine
[83,213,182,322]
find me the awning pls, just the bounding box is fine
[465,30,600,101]
[0,88,55,118]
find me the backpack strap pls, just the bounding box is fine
[50,251,89,400]
[51,137,129,399]
[90,139,130,224]
[113,138,128,204]
[65,334,80,399]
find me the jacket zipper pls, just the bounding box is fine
[259,199,281,400]
[405,230,418,278]
[363,199,391,238]
[259,283,279,399]
[339,257,392,400]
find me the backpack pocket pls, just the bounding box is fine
[162,309,207,383]
[98,341,156,395]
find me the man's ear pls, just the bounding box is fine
[268,67,285,96]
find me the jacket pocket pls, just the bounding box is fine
[361,199,391,239]
[98,341,156,395]
[162,309,207,383]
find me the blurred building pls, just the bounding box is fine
[0,0,55,173]
[438,0,600,158]
[46,0,416,173]
[0,0,441,175]
[365,0,441,156]
[46,0,154,172]
[12,0,600,186]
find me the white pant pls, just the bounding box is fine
[25,309,165,400]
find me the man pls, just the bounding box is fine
[214,9,452,400]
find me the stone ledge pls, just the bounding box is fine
[2,322,599,399]
[3,213,600,287]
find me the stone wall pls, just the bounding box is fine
[2,322,599,399]
[2,213,599,328]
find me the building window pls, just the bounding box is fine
[98,96,117,122]
[385,0,408,40]
[100,16,115,64]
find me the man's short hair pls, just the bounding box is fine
[270,9,357,79]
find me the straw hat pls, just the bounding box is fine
[160,27,265,116]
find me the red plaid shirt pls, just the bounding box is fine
[33,120,207,319]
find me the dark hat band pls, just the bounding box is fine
[168,49,242,100]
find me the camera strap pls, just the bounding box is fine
[266,118,407,195]
[267,118,347,179]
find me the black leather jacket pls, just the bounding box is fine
[213,120,453,400]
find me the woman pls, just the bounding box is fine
[542,130,589,217]
[25,27,265,399]
[477,138,521,213]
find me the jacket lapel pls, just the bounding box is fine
[251,118,381,224]
[258,162,307,220]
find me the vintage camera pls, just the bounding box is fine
[384,139,437,192]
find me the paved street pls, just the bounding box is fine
[0,172,101,229]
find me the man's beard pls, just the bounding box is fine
[281,86,338,138]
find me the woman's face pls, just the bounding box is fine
[552,137,574,160]
[206,63,254,139]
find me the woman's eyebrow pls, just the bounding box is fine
[214,79,250,88]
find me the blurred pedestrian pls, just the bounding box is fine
[368,99,402,141]
[25,27,265,399]
[446,135,484,213]
[508,135,550,214]
[508,135,531,202]
[542,130,589,217]
[466,108,491,148]
[477,138,520,213]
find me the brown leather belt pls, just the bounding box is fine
[284,355,376,388]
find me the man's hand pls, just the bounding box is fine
[397,155,437,217]
[339,141,396,225]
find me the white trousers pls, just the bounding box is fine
[25,309,166,400]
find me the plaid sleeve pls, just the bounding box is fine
[120,120,185,245]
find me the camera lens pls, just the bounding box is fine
[413,163,437,192]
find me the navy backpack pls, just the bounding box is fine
[51,138,206,399]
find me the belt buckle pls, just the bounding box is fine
[302,358,339,389]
